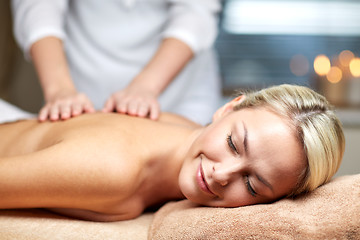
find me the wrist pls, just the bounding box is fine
[43,80,77,102]
[130,73,165,97]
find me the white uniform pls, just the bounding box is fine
[11,0,222,125]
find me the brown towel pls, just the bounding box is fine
[0,209,153,240]
[149,174,360,240]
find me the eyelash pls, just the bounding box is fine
[245,176,257,197]
[227,133,238,154]
[227,134,256,196]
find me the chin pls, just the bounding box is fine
[178,178,205,206]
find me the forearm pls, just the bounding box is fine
[30,36,76,101]
[129,37,193,96]
[0,140,138,218]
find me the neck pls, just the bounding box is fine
[138,128,203,208]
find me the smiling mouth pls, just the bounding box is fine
[196,158,215,195]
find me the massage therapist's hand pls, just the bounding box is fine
[102,84,160,120]
[29,37,95,122]
[101,38,193,120]
[39,90,95,122]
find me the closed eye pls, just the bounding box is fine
[227,133,238,154]
[245,175,257,197]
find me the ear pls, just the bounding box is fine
[212,95,246,122]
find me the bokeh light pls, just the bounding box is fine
[326,66,342,83]
[339,50,355,67]
[290,54,309,76]
[349,58,360,77]
[314,54,331,76]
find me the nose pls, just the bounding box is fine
[212,161,245,186]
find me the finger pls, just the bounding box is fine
[116,100,128,114]
[102,98,115,113]
[84,105,95,113]
[127,101,139,116]
[71,102,83,116]
[137,103,150,118]
[49,105,61,121]
[83,101,95,113]
[149,102,160,120]
[60,105,72,120]
[38,106,50,122]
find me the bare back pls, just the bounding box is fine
[0,112,199,221]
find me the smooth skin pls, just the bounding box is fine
[31,37,193,122]
[0,99,305,221]
[179,107,306,207]
[0,112,197,221]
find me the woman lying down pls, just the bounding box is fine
[0,84,345,222]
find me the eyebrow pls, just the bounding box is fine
[242,121,248,155]
[242,121,274,193]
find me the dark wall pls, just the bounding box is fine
[0,1,43,113]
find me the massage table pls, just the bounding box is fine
[0,99,359,239]
[0,174,358,239]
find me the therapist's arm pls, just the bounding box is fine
[102,37,193,120]
[31,36,95,122]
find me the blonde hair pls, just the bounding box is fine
[234,84,345,196]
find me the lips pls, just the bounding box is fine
[196,158,215,195]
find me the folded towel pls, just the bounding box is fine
[0,209,153,240]
[149,174,360,240]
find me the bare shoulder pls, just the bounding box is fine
[158,113,202,128]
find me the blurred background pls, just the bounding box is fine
[217,0,360,106]
[0,0,359,176]
[216,0,360,177]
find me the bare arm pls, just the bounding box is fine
[31,37,95,121]
[103,37,194,120]
[0,140,141,220]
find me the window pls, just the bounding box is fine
[216,0,360,107]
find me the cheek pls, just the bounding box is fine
[178,156,199,198]
[195,131,225,157]
[221,187,271,208]
[208,182,254,207]
[223,184,249,206]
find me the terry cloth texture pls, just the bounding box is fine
[149,174,360,240]
[0,209,153,240]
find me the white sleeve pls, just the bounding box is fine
[11,0,68,58]
[163,0,222,53]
